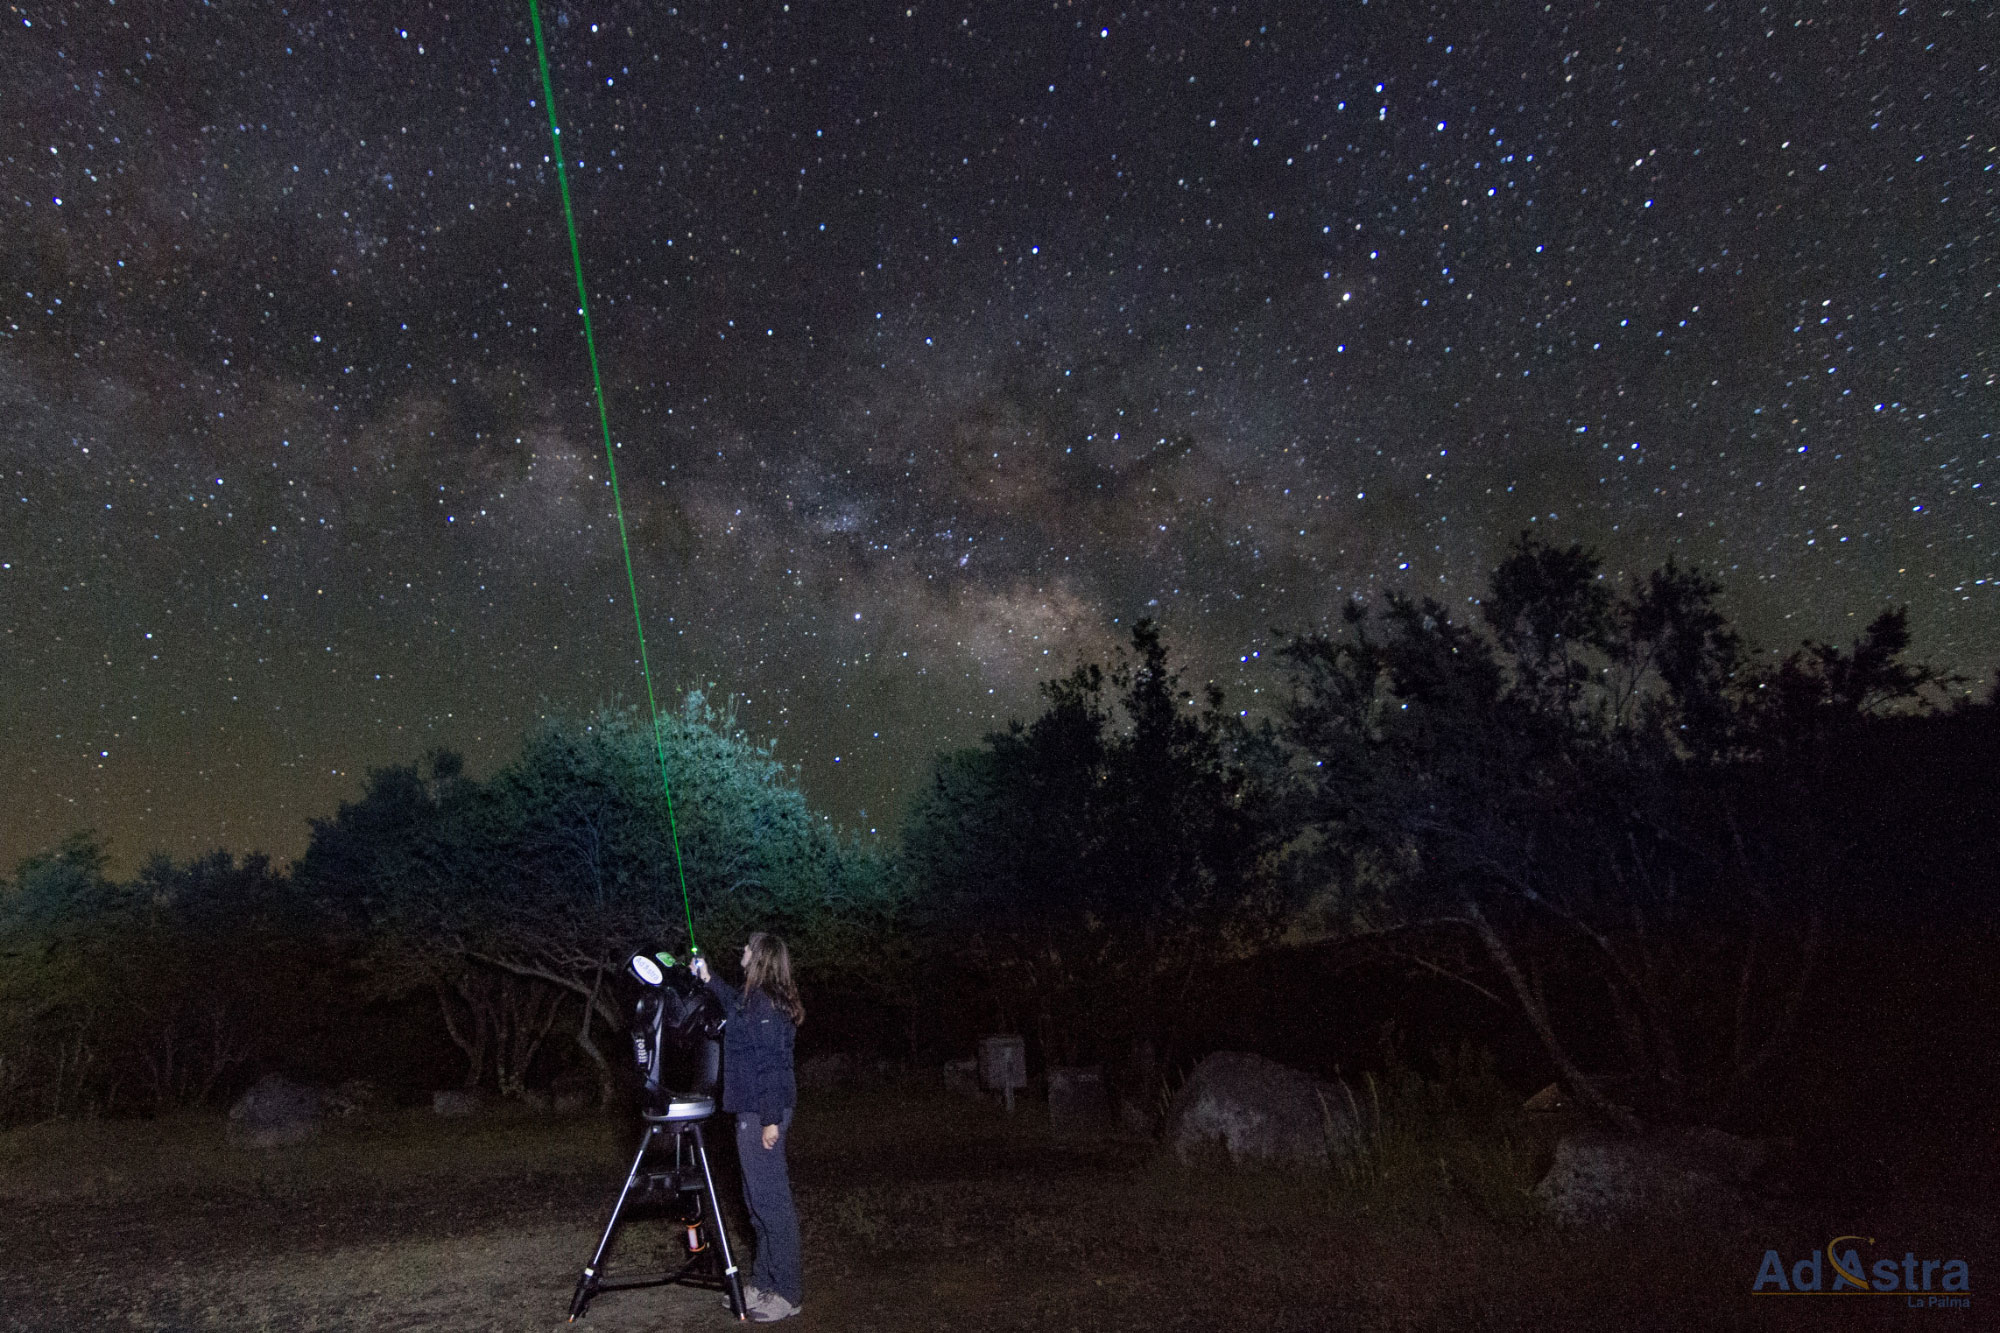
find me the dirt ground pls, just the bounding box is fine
[0,1082,1983,1331]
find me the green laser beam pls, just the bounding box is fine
[527,0,697,952]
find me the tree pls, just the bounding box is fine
[300,696,892,1101]
[1273,539,1942,1130]
[903,622,1274,1065]
[1739,607,1951,749]
[0,831,124,1118]
[1609,559,1741,758]
[1482,531,1613,716]
[0,837,309,1120]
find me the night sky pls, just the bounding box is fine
[3,1,1994,873]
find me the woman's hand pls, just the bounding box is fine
[761,1123,780,1151]
[689,956,710,982]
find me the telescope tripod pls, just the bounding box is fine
[568,1098,747,1321]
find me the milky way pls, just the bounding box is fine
[3,2,1994,870]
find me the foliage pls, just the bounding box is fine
[1737,606,1954,748]
[1326,1046,1543,1224]
[0,835,307,1122]
[1273,533,1947,1129]
[296,694,901,1100]
[0,543,1983,1146]
[902,621,1278,1064]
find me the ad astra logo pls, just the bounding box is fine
[1753,1235,1970,1304]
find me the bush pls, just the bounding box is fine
[1324,1046,1543,1225]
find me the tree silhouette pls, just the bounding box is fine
[1,837,306,1119]
[1273,536,1949,1129]
[903,621,1272,1065]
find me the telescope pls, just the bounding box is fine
[568,949,746,1322]
[625,950,725,1110]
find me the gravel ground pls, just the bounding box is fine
[0,1086,1983,1331]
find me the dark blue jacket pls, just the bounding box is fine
[704,976,796,1126]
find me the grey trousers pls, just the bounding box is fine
[735,1110,802,1306]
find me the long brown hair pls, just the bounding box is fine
[743,932,804,1027]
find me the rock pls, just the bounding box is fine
[432,1089,485,1117]
[1164,1051,1358,1166]
[323,1079,387,1118]
[227,1074,324,1148]
[1047,1066,1110,1132]
[1533,1126,1777,1226]
[798,1052,855,1090]
[942,1058,980,1098]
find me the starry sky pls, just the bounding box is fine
[3,1,1994,873]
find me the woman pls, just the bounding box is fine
[690,933,803,1323]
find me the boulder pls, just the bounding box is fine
[1047,1066,1110,1132]
[1533,1126,1779,1227]
[432,1089,485,1117]
[1164,1051,1358,1166]
[226,1074,324,1149]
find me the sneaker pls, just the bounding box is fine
[725,1284,763,1312]
[746,1290,801,1322]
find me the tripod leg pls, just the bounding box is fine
[569,1124,658,1321]
[669,1130,706,1261]
[692,1121,748,1319]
